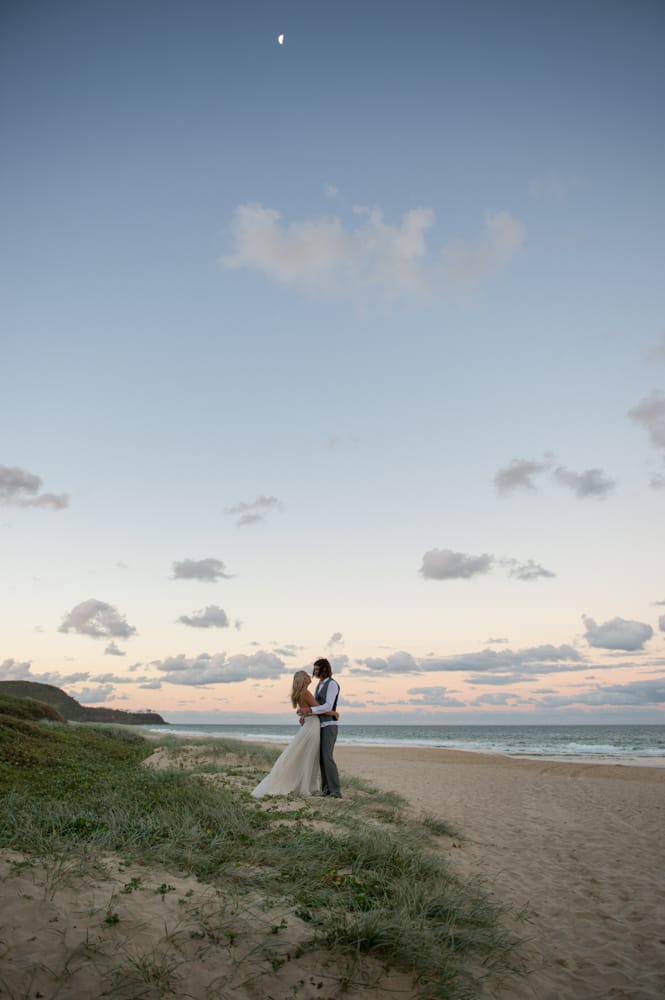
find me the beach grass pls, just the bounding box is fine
[0,706,524,998]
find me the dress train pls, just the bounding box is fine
[251,715,320,798]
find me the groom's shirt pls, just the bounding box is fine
[311,678,340,729]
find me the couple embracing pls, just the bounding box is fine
[251,658,341,799]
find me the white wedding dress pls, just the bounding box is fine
[251,715,321,798]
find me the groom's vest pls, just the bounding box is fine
[316,677,339,713]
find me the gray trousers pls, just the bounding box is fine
[320,725,341,797]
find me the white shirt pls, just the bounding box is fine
[311,679,340,728]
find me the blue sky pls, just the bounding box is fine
[2,0,665,724]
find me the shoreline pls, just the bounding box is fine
[147,728,665,768]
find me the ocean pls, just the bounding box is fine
[144,723,665,766]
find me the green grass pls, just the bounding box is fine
[0,713,524,998]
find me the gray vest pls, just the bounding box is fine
[316,677,339,711]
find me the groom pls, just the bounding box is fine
[303,657,341,798]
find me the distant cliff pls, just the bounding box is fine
[0,681,167,725]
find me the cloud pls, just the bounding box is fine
[553,466,616,498]
[472,691,520,705]
[172,558,232,582]
[327,632,344,648]
[326,433,358,451]
[177,605,230,629]
[466,673,528,686]
[330,654,349,673]
[0,464,69,510]
[650,473,665,490]
[486,637,509,645]
[75,685,114,704]
[442,211,525,290]
[406,686,465,707]
[420,548,494,580]
[0,658,90,686]
[582,615,653,652]
[528,172,583,200]
[501,558,555,581]
[658,615,665,633]
[224,495,282,527]
[646,333,665,363]
[494,457,550,494]
[629,391,665,451]
[104,642,126,657]
[59,599,136,639]
[151,650,286,685]
[223,203,524,300]
[357,651,421,674]
[541,676,665,708]
[355,644,583,677]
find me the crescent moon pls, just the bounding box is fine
[277,33,285,45]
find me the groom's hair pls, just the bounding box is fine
[313,657,332,679]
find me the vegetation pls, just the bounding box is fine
[0,680,166,724]
[0,692,63,723]
[0,706,523,998]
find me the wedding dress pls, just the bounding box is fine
[251,715,320,797]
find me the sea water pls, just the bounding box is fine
[143,723,665,765]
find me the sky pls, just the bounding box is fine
[2,0,665,725]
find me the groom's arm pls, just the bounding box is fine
[309,680,339,716]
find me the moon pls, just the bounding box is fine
[277,33,285,45]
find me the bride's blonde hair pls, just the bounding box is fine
[290,670,309,709]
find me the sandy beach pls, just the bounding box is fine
[336,745,665,999]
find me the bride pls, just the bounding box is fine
[251,669,338,798]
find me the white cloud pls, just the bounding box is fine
[104,642,126,656]
[224,495,282,527]
[0,658,90,686]
[355,644,584,678]
[442,210,525,290]
[223,202,524,300]
[75,685,114,704]
[629,390,665,451]
[472,691,521,706]
[330,654,349,673]
[0,464,69,510]
[59,599,136,639]
[420,548,494,580]
[407,686,465,707]
[494,457,550,493]
[528,172,583,200]
[358,651,421,674]
[172,558,232,582]
[553,466,616,498]
[646,332,665,363]
[177,605,230,629]
[501,558,555,581]
[152,650,286,685]
[541,676,665,708]
[582,615,653,651]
